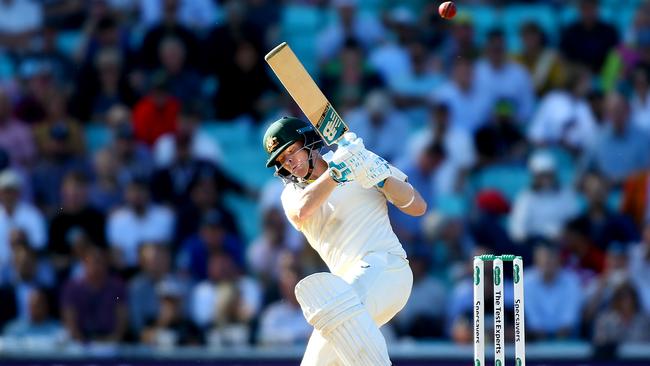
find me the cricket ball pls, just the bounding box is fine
[439,1,457,19]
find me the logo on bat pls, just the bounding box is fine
[318,105,346,145]
[474,266,480,285]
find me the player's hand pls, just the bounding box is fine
[328,133,367,183]
[340,132,392,189]
[359,151,391,189]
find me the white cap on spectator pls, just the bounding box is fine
[528,151,556,173]
[0,169,22,190]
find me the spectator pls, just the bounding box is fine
[390,142,444,245]
[2,287,63,344]
[344,89,410,162]
[33,92,85,156]
[561,217,607,279]
[525,243,583,340]
[438,14,480,71]
[0,169,46,269]
[140,277,202,347]
[433,58,491,133]
[48,171,106,274]
[191,251,261,346]
[70,47,139,122]
[129,244,186,336]
[203,0,273,119]
[629,221,650,313]
[153,103,222,168]
[509,151,580,243]
[560,0,619,73]
[621,1,650,46]
[74,12,134,69]
[24,22,75,86]
[57,227,94,282]
[593,282,650,347]
[514,22,567,96]
[317,0,385,63]
[469,189,514,255]
[205,39,275,120]
[13,59,55,124]
[107,176,174,271]
[475,29,535,124]
[573,172,638,250]
[88,148,123,213]
[30,125,92,215]
[0,89,35,168]
[106,111,154,184]
[528,66,597,153]
[0,235,54,329]
[154,36,201,106]
[0,0,43,54]
[585,92,650,185]
[138,0,201,70]
[61,245,128,343]
[366,7,414,89]
[150,130,246,206]
[392,253,446,339]
[403,101,475,176]
[320,39,384,112]
[131,71,180,146]
[583,243,631,333]
[247,207,302,286]
[257,267,311,346]
[173,173,239,246]
[600,8,650,92]
[426,211,475,283]
[177,210,243,282]
[474,99,527,165]
[392,38,445,106]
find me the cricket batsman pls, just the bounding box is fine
[263,116,427,365]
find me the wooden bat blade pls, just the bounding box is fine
[265,42,348,146]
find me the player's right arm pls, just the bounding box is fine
[282,171,339,229]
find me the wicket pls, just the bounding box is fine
[473,254,526,366]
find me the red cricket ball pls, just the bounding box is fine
[439,1,457,19]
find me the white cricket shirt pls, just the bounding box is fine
[281,178,407,276]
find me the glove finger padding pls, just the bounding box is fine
[359,152,392,189]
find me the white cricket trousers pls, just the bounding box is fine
[300,252,413,366]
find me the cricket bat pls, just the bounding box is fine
[264,42,349,146]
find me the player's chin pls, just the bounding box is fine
[292,165,309,180]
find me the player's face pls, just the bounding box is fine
[277,141,310,178]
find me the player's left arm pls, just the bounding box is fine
[336,133,426,216]
[379,177,427,217]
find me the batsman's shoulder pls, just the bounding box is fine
[280,183,303,209]
[280,184,304,231]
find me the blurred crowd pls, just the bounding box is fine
[0,0,649,357]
